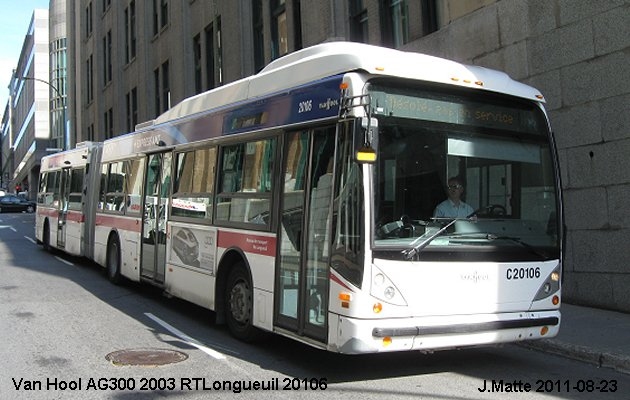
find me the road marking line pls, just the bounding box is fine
[10,227,17,232]
[144,312,226,360]
[24,236,37,244]
[54,256,74,266]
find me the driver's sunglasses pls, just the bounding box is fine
[447,184,463,190]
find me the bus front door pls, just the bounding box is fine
[140,152,172,284]
[276,128,335,342]
[56,168,71,249]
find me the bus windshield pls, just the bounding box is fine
[369,82,560,261]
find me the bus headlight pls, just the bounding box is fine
[371,265,407,306]
[533,265,561,301]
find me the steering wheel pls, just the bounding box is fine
[473,204,507,218]
[378,215,416,238]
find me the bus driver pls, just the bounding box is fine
[434,177,474,218]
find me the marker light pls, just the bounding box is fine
[339,82,349,90]
[373,303,383,313]
[382,337,392,347]
[339,292,351,309]
[356,147,377,163]
[540,326,549,336]
[552,295,560,305]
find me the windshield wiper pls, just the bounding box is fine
[402,227,550,261]
[446,233,550,260]
[402,217,461,260]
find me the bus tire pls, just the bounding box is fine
[42,221,51,252]
[106,234,122,284]
[225,263,260,342]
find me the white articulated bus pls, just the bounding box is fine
[37,42,563,353]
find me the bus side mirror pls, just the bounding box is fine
[355,117,378,164]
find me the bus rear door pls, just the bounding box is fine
[140,152,172,284]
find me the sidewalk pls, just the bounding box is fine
[521,303,630,374]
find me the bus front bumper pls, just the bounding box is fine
[332,310,561,354]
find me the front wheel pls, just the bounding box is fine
[106,235,122,284]
[225,263,260,342]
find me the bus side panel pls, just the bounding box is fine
[164,223,217,309]
[119,223,141,281]
[63,212,84,256]
[93,222,109,268]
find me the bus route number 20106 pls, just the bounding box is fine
[506,267,541,280]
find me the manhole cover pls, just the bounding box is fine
[106,348,188,366]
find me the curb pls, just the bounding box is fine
[520,340,630,375]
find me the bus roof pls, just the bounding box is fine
[153,42,544,126]
[40,142,100,171]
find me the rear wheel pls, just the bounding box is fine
[225,263,260,341]
[106,235,122,284]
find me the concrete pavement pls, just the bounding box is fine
[522,303,630,374]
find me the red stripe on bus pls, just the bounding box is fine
[217,231,277,257]
[66,210,85,223]
[37,207,58,218]
[95,214,142,233]
[330,271,355,293]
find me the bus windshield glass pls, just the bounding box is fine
[369,81,560,261]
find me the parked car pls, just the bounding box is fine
[0,194,36,213]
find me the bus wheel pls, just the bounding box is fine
[225,263,259,341]
[42,222,51,252]
[106,235,122,284]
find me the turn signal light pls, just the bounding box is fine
[373,303,383,313]
[339,292,351,309]
[382,337,392,347]
[552,295,560,305]
[540,326,549,336]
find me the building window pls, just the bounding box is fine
[293,0,302,50]
[154,61,170,116]
[350,0,368,43]
[85,2,93,38]
[125,1,136,64]
[126,87,138,132]
[50,38,67,149]
[153,0,169,35]
[204,23,215,90]
[153,0,159,35]
[421,0,438,35]
[193,34,202,94]
[162,60,170,112]
[87,123,94,142]
[160,0,169,29]
[154,67,160,116]
[216,16,223,86]
[103,30,112,85]
[271,0,288,60]
[104,108,113,139]
[86,54,94,103]
[252,0,264,72]
[381,0,408,48]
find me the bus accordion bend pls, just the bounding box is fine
[36,42,563,354]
